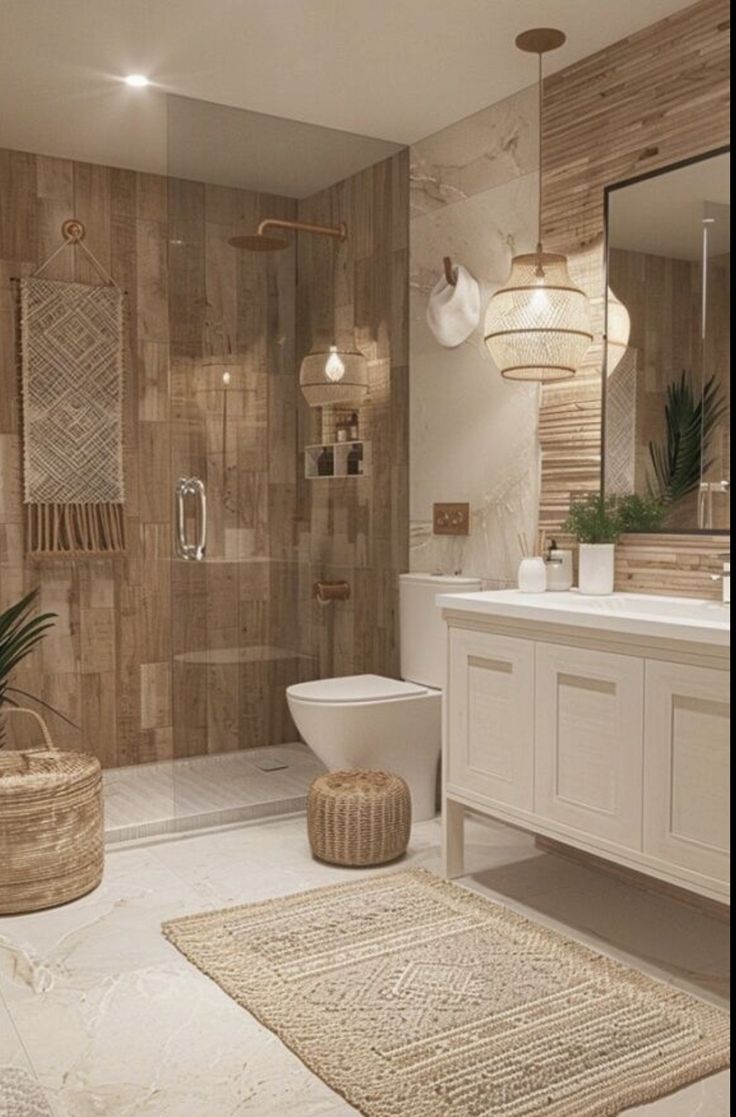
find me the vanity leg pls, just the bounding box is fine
[442,797,465,879]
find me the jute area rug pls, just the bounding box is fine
[163,869,729,1117]
[0,1068,55,1117]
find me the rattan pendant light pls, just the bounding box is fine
[485,29,592,383]
[299,232,368,407]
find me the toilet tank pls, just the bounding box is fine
[399,573,482,689]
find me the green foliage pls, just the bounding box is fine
[615,493,667,534]
[0,590,71,745]
[564,492,668,543]
[563,495,623,545]
[649,371,728,507]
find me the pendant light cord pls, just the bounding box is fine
[537,51,543,254]
[535,50,545,275]
[330,216,338,347]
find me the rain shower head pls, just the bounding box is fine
[228,232,290,252]
[228,218,347,252]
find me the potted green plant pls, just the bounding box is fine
[563,495,621,595]
[0,589,64,747]
[563,493,667,595]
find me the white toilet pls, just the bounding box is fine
[286,573,481,821]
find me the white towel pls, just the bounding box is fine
[426,264,481,348]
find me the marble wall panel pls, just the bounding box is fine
[409,91,540,586]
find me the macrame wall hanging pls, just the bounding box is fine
[20,219,126,555]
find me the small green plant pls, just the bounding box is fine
[563,494,622,545]
[649,371,728,508]
[616,493,667,534]
[0,590,70,746]
[564,492,667,544]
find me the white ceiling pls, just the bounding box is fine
[610,153,731,260]
[0,0,698,196]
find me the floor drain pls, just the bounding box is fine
[254,758,289,772]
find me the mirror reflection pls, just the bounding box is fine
[604,149,730,532]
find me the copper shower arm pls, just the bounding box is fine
[257,218,348,241]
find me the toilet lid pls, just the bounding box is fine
[287,674,429,704]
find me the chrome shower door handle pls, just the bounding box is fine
[176,477,207,561]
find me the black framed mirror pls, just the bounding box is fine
[603,147,730,534]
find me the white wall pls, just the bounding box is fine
[409,86,541,586]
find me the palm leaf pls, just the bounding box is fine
[649,371,728,506]
[0,589,77,746]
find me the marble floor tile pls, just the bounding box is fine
[0,992,33,1071]
[0,813,729,1117]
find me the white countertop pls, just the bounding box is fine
[437,589,731,647]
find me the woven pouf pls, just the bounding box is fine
[0,749,104,914]
[307,769,412,867]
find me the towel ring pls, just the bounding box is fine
[443,256,457,286]
[61,219,86,243]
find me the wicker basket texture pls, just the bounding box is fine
[307,769,411,867]
[0,710,104,914]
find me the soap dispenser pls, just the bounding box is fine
[545,539,574,591]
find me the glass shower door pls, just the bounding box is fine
[166,93,317,830]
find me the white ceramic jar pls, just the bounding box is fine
[518,556,547,593]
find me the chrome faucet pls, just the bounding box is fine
[710,553,731,604]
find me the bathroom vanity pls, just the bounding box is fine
[438,590,730,904]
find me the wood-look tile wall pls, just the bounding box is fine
[0,152,178,763]
[538,0,730,589]
[295,150,410,683]
[0,146,410,764]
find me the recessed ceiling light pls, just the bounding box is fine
[124,74,150,88]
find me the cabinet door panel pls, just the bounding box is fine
[535,644,644,848]
[448,628,534,809]
[644,661,730,883]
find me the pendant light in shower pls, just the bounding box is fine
[484,29,592,383]
[299,230,368,408]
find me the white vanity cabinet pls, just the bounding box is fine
[643,661,730,885]
[440,591,730,904]
[534,644,644,849]
[447,628,534,811]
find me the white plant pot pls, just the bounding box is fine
[578,544,615,595]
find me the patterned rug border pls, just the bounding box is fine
[162,868,730,1117]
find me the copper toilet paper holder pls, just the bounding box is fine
[313,580,351,604]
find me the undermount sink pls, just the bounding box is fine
[436,589,730,647]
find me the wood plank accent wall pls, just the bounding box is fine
[615,534,728,599]
[537,0,730,593]
[0,146,410,765]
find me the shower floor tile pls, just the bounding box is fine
[103,743,325,843]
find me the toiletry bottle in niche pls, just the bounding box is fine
[348,412,359,439]
[335,414,349,443]
[347,443,363,476]
[317,446,334,477]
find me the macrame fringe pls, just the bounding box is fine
[26,502,126,556]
